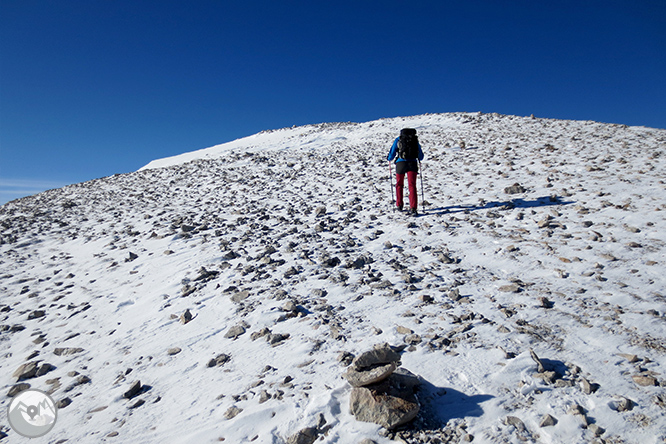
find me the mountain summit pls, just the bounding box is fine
[1,113,665,443]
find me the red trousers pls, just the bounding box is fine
[396,171,418,210]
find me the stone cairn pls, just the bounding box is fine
[343,343,421,430]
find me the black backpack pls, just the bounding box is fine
[397,128,419,160]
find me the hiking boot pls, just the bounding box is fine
[408,208,418,216]
[397,204,404,212]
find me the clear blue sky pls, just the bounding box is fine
[1,1,664,203]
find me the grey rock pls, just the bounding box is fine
[287,427,319,444]
[56,397,72,409]
[284,266,299,278]
[352,343,401,370]
[224,324,247,340]
[350,373,420,430]
[53,347,84,356]
[338,351,355,366]
[166,347,182,356]
[505,416,526,432]
[389,368,422,391]
[36,363,55,377]
[123,380,142,399]
[499,283,521,293]
[344,362,397,387]
[251,328,271,341]
[567,404,586,416]
[396,326,413,335]
[27,310,46,320]
[180,309,193,324]
[613,396,634,412]
[633,374,658,386]
[267,333,290,346]
[530,349,546,373]
[448,288,461,301]
[224,405,243,419]
[282,300,297,313]
[504,183,526,194]
[259,390,271,404]
[7,383,31,397]
[13,362,39,381]
[231,290,250,303]
[539,414,558,427]
[207,353,231,368]
[534,371,557,384]
[404,334,422,345]
[588,423,605,437]
[580,377,595,394]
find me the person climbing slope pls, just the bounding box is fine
[387,128,424,215]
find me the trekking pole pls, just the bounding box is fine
[388,161,395,209]
[419,160,425,214]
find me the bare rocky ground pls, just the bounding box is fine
[1,113,665,443]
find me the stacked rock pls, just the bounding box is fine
[344,343,421,430]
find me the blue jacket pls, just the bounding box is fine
[387,137,424,163]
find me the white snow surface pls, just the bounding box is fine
[1,112,666,443]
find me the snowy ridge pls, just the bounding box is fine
[1,112,665,443]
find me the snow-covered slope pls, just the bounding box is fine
[1,113,665,443]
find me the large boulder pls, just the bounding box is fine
[350,369,421,430]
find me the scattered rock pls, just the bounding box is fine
[529,349,546,373]
[13,362,39,381]
[123,380,142,399]
[396,325,413,335]
[56,397,72,409]
[231,290,250,303]
[504,183,526,194]
[129,399,146,409]
[580,377,599,394]
[251,328,271,341]
[267,333,290,346]
[7,383,31,397]
[224,405,243,419]
[224,324,247,340]
[259,390,271,404]
[53,347,84,356]
[539,414,558,427]
[505,416,526,432]
[588,423,605,437]
[338,351,355,366]
[498,283,521,293]
[538,297,553,308]
[286,427,319,444]
[207,354,231,368]
[36,363,55,377]
[27,310,46,320]
[612,396,635,412]
[180,309,193,324]
[632,374,658,387]
[167,347,182,356]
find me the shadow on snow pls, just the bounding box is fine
[424,195,575,216]
[410,379,494,431]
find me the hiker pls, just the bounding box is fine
[387,128,424,215]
